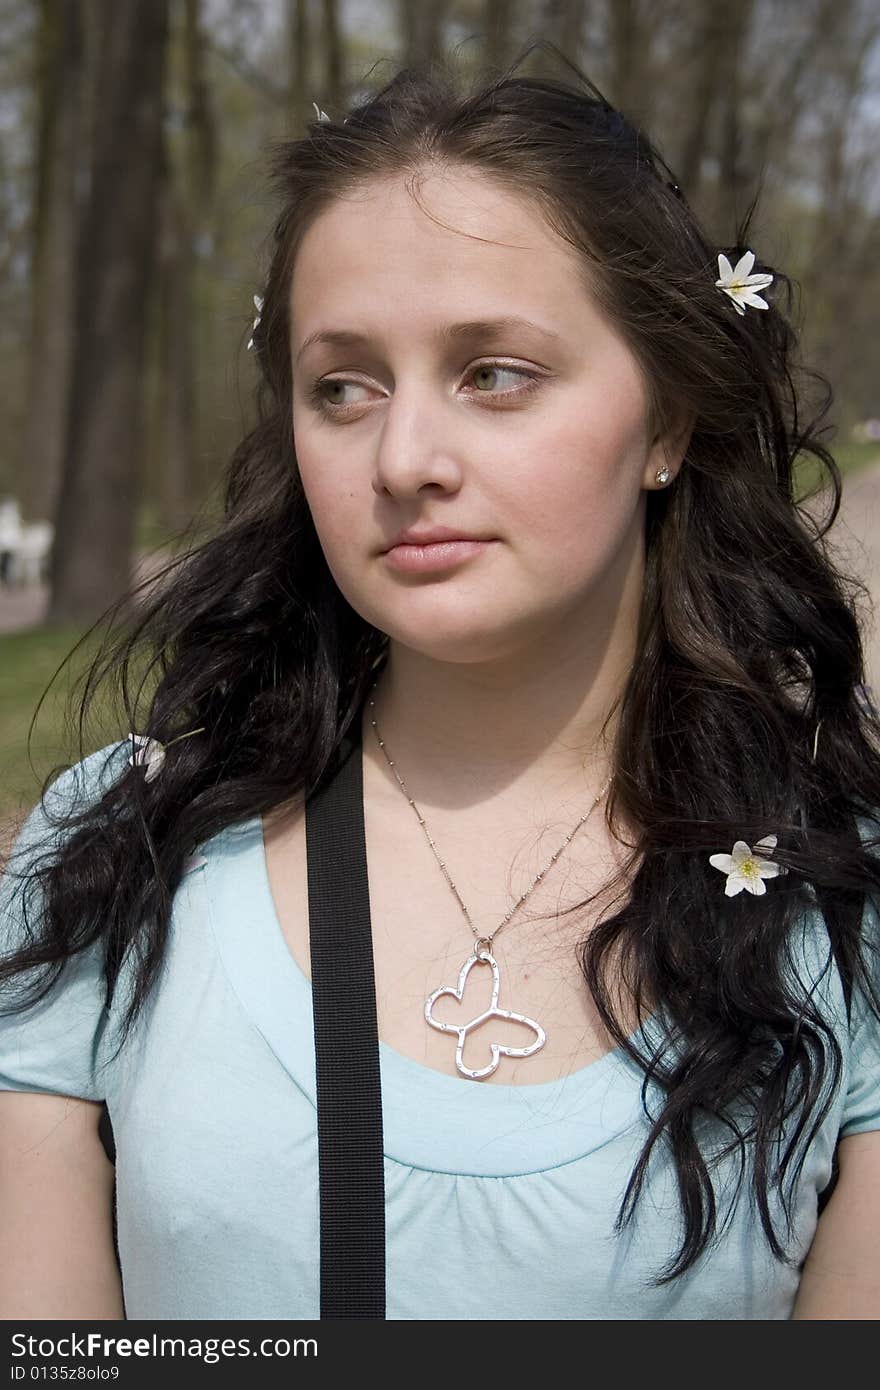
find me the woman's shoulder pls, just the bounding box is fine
[0,741,133,1102]
[49,739,133,806]
[2,741,131,893]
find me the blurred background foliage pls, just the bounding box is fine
[1,0,879,823]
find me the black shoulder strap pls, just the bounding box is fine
[812,880,856,1219]
[97,717,386,1316]
[305,714,386,1318]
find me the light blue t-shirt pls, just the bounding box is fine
[2,741,879,1320]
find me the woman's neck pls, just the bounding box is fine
[361,639,631,818]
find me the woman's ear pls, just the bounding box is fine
[645,405,695,487]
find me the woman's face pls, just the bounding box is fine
[289,166,680,665]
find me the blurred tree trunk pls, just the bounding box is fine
[19,0,85,525]
[484,0,515,71]
[321,0,343,110]
[156,143,196,534]
[539,0,586,62]
[675,4,726,202]
[607,0,643,116]
[801,5,880,360]
[154,0,215,533]
[287,0,311,124]
[713,0,754,235]
[182,0,217,502]
[744,0,842,185]
[48,0,170,625]
[398,0,450,66]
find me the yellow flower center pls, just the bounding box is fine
[740,856,760,879]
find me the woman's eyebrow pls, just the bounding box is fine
[294,316,564,366]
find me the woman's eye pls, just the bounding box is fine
[465,363,535,397]
[309,378,372,411]
[306,361,541,418]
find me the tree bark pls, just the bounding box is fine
[155,137,196,534]
[152,0,215,532]
[321,0,343,110]
[714,0,755,236]
[540,0,586,64]
[48,0,170,625]
[484,0,515,72]
[607,0,641,116]
[397,0,449,67]
[19,0,85,525]
[287,0,311,125]
[675,3,726,201]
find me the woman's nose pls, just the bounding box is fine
[371,384,465,497]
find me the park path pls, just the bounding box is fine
[0,548,173,635]
[820,457,880,692]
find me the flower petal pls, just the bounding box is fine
[753,835,777,851]
[744,876,767,895]
[739,290,770,310]
[718,287,746,313]
[709,853,735,873]
[755,860,781,878]
[717,253,734,281]
[731,841,753,863]
[733,250,756,279]
[725,874,746,896]
[144,752,165,783]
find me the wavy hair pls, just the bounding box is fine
[4,44,880,1285]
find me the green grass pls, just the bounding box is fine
[794,438,880,501]
[0,496,212,826]
[0,624,132,823]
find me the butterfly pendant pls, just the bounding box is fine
[424,941,547,1081]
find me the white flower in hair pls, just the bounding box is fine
[715,251,774,315]
[312,101,330,123]
[128,734,165,783]
[246,293,264,352]
[709,835,788,896]
[127,726,205,783]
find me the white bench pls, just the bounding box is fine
[0,499,53,586]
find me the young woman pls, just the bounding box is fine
[2,53,879,1321]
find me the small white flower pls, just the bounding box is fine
[246,293,264,351]
[127,734,165,783]
[127,726,205,783]
[715,251,774,316]
[709,834,788,896]
[312,101,330,123]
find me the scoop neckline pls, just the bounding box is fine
[203,815,663,1175]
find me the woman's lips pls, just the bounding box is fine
[382,539,495,572]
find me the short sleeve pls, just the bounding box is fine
[0,741,129,1101]
[839,890,880,1138]
[838,815,880,1138]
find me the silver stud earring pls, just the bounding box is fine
[655,466,671,485]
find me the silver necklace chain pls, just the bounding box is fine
[366,678,613,954]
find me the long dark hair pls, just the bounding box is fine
[4,45,880,1285]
